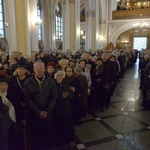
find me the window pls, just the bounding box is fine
[37,0,42,41]
[0,0,4,38]
[55,2,63,42]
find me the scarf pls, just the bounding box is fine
[0,92,16,122]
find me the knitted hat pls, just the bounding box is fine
[47,62,56,69]
[74,64,83,72]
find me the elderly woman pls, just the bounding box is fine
[9,65,30,111]
[8,65,31,150]
[59,59,69,70]
[0,75,17,150]
[64,66,81,125]
[45,61,57,79]
[54,70,74,146]
[74,64,88,118]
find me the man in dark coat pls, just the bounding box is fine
[74,64,88,118]
[23,60,57,150]
[101,53,116,108]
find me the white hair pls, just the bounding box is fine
[54,70,65,79]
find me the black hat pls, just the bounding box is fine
[16,64,29,70]
[0,75,7,83]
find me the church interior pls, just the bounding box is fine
[0,0,150,150]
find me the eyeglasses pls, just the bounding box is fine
[34,66,44,69]
[66,70,72,72]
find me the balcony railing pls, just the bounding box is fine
[113,8,150,20]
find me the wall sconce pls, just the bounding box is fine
[80,30,85,49]
[80,30,84,35]
[34,19,42,27]
[98,35,104,41]
[5,22,8,28]
[82,35,85,39]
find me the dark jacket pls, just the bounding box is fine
[0,113,8,150]
[103,60,116,83]
[0,97,12,129]
[8,75,30,122]
[64,75,80,98]
[95,64,108,86]
[55,80,72,116]
[23,75,57,120]
[76,74,88,111]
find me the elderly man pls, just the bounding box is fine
[23,60,57,150]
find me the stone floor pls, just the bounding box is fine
[56,60,150,150]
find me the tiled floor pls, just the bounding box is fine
[57,61,150,150]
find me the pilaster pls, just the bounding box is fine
[5,0,18,54]
[69,0,75,52]
[50,14,56,50]
[85,10,96,52]
[62,0,70,51]
[15,0,28,57]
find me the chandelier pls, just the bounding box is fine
[132,14,149,34]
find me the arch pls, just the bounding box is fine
[110,21,150,46]
[53,0,62,14]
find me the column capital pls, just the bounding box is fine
[69,0,75,4]
[86,10,95,18]
[62,0,69,6]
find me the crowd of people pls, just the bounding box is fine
[138,49,150,109]
[0,48,140,150]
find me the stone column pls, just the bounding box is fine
[5,0,18,61]
[50,14,56,50]
[6,0,38,61]
[75,0,80,51]
[69,0,75,52]
[69,0,80,52]
[14,0,30,58]
[28,0,37,58]
[95,0,100,50]
[42,0,50,50]
[85,10,96,52]
[62,0,70,51]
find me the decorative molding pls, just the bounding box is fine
[108,22,126,40]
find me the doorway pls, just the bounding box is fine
[133,37,147,51]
